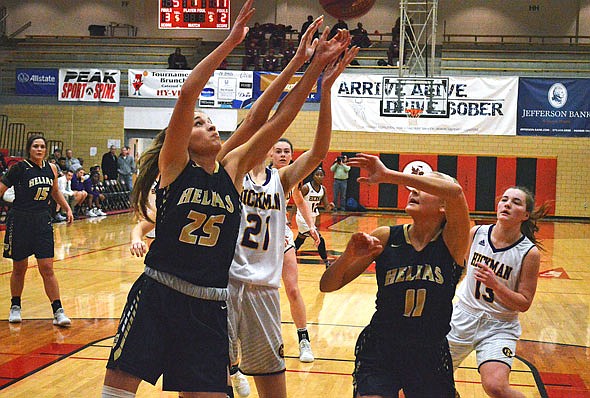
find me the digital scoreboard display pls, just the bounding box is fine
[159,0,230,30]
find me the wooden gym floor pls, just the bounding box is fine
[0,212,588,397]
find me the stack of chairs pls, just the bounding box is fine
[101,179,131,211]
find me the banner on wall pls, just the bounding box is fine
[331,75,518,135]
[128,69,253,108]
[58,69,120,102]
[15,68,58,96]
[517,78,590,137]
[253,72,321,103]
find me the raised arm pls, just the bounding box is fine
[347,153,470,263]
[222,27,352,188]
[320,227,386,292]
[279,44,358,192]
[218,16,324,160]
[159,0,255,187]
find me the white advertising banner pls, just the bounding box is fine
[124,107,238,132]
[58,69,120,102]
[332,75,518,135]
[128,69,253,108]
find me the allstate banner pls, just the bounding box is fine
[331,75,518,135]
[16,68,58,96]
[517,78,590,137]
[253,72,321,103]
[59,69,120,102]
[128,69,253,108]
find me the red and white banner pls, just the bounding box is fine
[58,69,120,102]
[331,75,518,135]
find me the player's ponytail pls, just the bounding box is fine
[131,128,166,223]
[513,186,551,251]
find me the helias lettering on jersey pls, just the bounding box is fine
[28,176,52,187]
[471,252,513,280]
[383,264,444,286]
[177,187,235,213]
[240,189,281,210]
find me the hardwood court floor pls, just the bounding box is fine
[0,212,588,397]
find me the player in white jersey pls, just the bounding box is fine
[227,42,359,398]
[447,186,549,398]
[293,168,334,268]
[284,185,319,363]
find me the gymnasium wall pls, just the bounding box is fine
[0,104,587,218]
[3,0,589,40]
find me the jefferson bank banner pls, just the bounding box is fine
[128,69,253,108]
[517,78,590,137]
[58,69,120,102]
[331,75,518,135]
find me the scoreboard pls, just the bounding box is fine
[159,0,230,29]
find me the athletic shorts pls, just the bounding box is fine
[227,278,285,375]
[353,324,456,398]
[447,302,521,370]
[106,274,229,392]
[3,209,54,261]
[295,212,316,235]
[284,224,294,253]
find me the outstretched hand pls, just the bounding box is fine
[346,153,390,184]
[130,240,148,257]
[346,232,383,258]
[313,28,352,66]
[295,16,323,63]
[322,45,360,88]
[226,0,256,46]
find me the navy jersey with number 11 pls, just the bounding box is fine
[371,224,463,343]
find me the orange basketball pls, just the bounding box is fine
[319,0,376,19]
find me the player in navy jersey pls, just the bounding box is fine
[447,187,548,398]
[320,153,470,398]
[0,135,74,327]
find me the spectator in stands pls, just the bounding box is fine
[299,15,319,43]
[70,168,87,215]
[219,58,229,70]
[83,171,107,217]
[168,47,189,69]
[57,170,87,220]
[101,145,118,181]
[117,146,136,191]
[262,48,281,72]
[0,151,8,175]
[330,19,349,40]
[242,40,261,70]
[282,40,296,69]
[57,157,68,174]
[48,148,62,163]
[269,23,287,53]
[65,149,81,172]
[351,22,372,48]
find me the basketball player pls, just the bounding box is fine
[293,167,335,268]
[320,153,470,398]
[0,134,74,327]
[283,184,320,363]
[227,41,358,398]
[447,187,548,398]
[100,1,297,396]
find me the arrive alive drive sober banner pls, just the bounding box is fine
[517,78,590,137]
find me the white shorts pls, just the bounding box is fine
[447,302,521,370]
[227,278,285,375]
[285,225,294,253]
[295,213,316,235]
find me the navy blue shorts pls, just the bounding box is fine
[106,274,229,392]
[3,209,54,261]
[353,324,456,398]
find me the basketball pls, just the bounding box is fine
[319,0,376,20]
